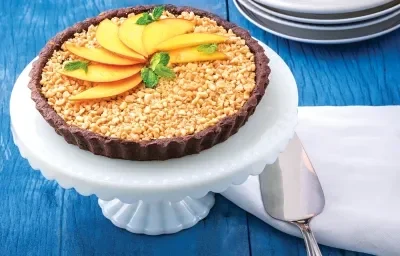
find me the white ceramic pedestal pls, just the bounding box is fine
[10,41,298,235]
[98,194,215,235]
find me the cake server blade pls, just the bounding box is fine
[259,133,325,256]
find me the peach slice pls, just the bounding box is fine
[59,63,143,82]
[156,33,227,51]
[119,14,148,57]
[96,19,146,61]
[168,47,228,64]
[142,18,195,55]
[69,74,142,101]
[65,44,141,65]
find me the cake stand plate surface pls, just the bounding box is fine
[10,40,298,235]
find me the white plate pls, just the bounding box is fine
[242,0,400,31]
[253,0,394,14]
[10,41,298,203]
[250,0,400,24]
[235,0,400,44]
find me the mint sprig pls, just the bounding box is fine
[154,64,175,79]
[141,52,175,88]
[150,52,170,70]
[141,68,159,88]
[197,43,218,54]
[136,13,154,25]
[152,6,164,20]
[64,61,89,73]
[136,6,165,25]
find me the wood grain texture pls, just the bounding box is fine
[227,0,400,107]
[0,0,394,255]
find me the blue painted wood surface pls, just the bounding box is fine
[1,0,397,255]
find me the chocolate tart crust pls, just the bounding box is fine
[28,4,271,161]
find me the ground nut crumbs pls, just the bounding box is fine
[40,11,256,141]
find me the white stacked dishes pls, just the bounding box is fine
[234,0,400,43]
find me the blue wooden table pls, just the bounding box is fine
[1,0,399,255]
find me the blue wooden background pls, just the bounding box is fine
[2,0,399,255]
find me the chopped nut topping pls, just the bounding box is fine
[40,11,256,141]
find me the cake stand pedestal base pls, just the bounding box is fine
[98,193,215,235]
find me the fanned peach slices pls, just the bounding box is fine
[60,10,229,101]
[59,63,143,82]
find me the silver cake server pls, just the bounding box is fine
[259,133,325,256]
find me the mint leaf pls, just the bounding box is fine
[154,64,175,79]
[141,68,159,88]
[135,6,164,25]
[136,12,153,25]
[152,6,164,20]
[158,52,170,66]
[150,52,170,70]
[64,61,89,73]
[197,43,218,54]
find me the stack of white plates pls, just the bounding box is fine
[234,0,400,43]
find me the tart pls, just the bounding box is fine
[28,4,270,161]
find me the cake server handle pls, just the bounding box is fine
[293,219,322,256]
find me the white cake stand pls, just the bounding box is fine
[10,41,298,235]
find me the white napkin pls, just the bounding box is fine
[222,106,400,256]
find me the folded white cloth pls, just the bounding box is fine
[222,106,400,256]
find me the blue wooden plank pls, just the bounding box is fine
[57,194,249,256]
[226,0,400,107]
